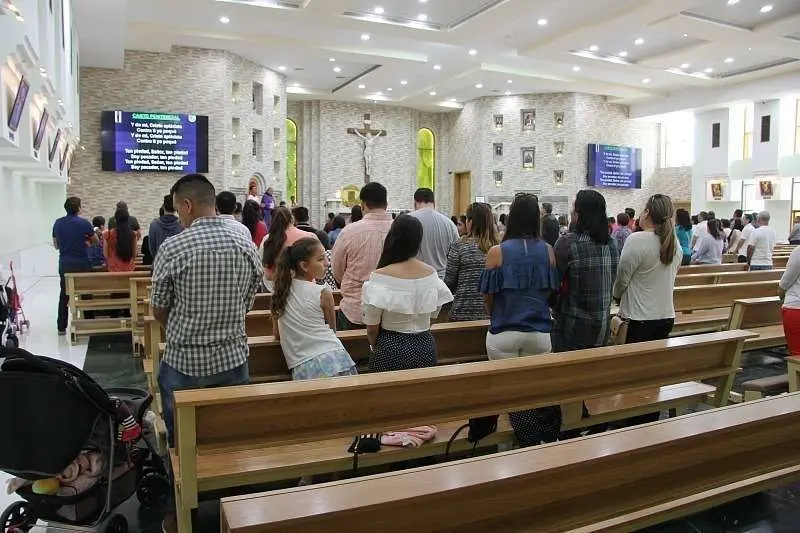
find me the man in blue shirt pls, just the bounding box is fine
[52,196,97,335]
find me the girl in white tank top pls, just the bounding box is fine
[270,238,357,380]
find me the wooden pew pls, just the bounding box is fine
[678,263,746,275]
[65,270,151,341]
[169,330,753,533]
[675,269,784,287]
[129,276,152,354]
[671,280,780,335]
[220,394,800,533]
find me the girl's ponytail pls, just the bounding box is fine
[270,238,322,319]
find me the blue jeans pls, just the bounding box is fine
[158,361,250,447]
[750,265,773,271]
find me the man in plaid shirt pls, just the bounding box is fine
[151,174,262,446]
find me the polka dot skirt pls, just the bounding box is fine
[369,329,437,372]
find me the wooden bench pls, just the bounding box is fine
[130,276,152,355]
[169,329,753,533]
[727,296,784,351]
[220,394,800,533]
[675,269,784,287]
[678,263,746,275]
[670,280,780,335]
[65,271,151,341]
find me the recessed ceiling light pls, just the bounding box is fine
[727,0,739,4]
[642,78,651,84]
[400,80,408,85]
[376,91,383,95]
[361,33,370,40]
[475,83,483,88]
[278,65,286,71]
[682,33,688,38]
[724,57,735,63]
[433,64,442,70]
[680,63,690,69]
[419,0,428,3]
[358,84,366,89]
[219,16,230,23]
[704,67,714,73]
[374,6,384,14]
[429,91,437,96]
[589,45,599,52]
[293,82,300,87]
[634,38,644,45]
[537,18,548,26]
[507,79,513,84]
[387,87,393,91]
[333,66,342,72]
[449,97,457,102]
[329,57,336,62]
[572,66,581,72]
[618,50,628,57]
[418,14,428,21]
[505,91,511,95]
[468,49,477,56]
[760,4,773,12]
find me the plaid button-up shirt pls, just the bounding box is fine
[552,232,619,351]
[151,216,262,377]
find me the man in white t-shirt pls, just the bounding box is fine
[691,211,709,250]
[747,211,777,271]
[735,213,755,258]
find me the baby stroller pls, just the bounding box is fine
[1,263,28,349]
[0,347,169,533]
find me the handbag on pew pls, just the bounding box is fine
[444,415,499,460]
[610,315,629,345]
[347,433,382,473]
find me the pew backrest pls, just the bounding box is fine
[172,330,753,454]
[675,269,784,287]
[673,280,779,312]
[727,296,782,329]
[677,263,747,275]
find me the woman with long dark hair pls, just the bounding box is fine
[444,203,500,321]
[479,193,560,447]
[691,218,724,264]
[242,199,268,246]
[362,215,453,371]
[675,208,693,266]
[552,189,619,353]
[261,206,319,288]
[103,208,137,272]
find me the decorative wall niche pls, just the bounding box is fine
[554,112,564,128]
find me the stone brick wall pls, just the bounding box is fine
[288,101,451,223]
[70,47,285,228]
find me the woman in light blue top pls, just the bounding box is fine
[675,209,693,266]
[691,218,724,265]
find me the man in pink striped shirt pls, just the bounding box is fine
[332,182,393,330]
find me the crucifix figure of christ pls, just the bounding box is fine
[347,113,387,183]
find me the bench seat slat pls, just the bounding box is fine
[176,418,512,492]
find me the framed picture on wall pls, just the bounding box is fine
[521,147,535,169]
[493,142,503,158]
[521,109,535,132]
[710,182,724,200]
[493,114,504,130]
[759,180,774,199]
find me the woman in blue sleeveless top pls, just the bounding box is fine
[479,193,560,446]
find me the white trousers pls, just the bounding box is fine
[486,330,552,360]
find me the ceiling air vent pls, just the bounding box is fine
[718,58,799,79]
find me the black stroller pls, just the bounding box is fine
[0,347,169,533]
[0,283,18,349]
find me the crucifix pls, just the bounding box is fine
[347,113,387,183]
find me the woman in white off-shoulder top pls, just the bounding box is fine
[362,215,453,372]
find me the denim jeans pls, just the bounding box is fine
[158,361,250,447]
[58,261,91,332]
[750,265,772,271]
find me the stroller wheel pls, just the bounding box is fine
[0,501,36,533]
[104,514,128,533]
[137,471,170,507]
[4,335,18,349]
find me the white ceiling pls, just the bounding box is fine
[72,0,800,115]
